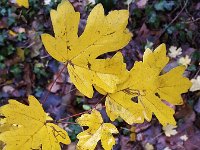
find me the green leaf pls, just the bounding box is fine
[154,0,175,11]
[187,64,196,72]
[0,55,5,61]
[82,104,91,110]
[10,64,22,76]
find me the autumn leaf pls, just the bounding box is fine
[76,110,118,150]
[0,95,70,150]
[41,0,131,98]
[16,0,29,8]
[162,124,177,137]
[105,44,191,126]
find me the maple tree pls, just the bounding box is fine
[0,0,192,150]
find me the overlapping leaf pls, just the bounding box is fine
[105,44,192,126]
[41,0,131,98]
[0,95,70,150]
[76,110,118,150]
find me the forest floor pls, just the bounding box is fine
[0,0,200,149]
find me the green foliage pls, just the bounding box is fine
[96,0,116,12]
[82,104,91,111]
[10,64,22,77]
[68,122,82,142]
[0,55,5,69]
[192,51,200,62]
[33,63,49,79]
[154,0,175,11]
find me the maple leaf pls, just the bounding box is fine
[41,0,131,98]
[178,55,191,67]
[105,44,191,126]
[145,143,154,150]
[162,124,177,137]
[16,0,29,8]
[0,95,70,150]
[76,110,118,150]
[190,76,200,92]
[168,46,182,58]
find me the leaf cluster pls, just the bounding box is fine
[0,0,192,150]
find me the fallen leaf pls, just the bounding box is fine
[8,30,17,37]
[2,85,15,93]
[87,0,95,4]
[130,126,136,141]
[17,48,25,61]
[190,76,200,92]
[145,143,154,150]
[136,0,148,9]
[105,44,191,126]
[27,30,42,58]
[76,110,118,150]
[162,124,177,137]
[180,134,188,141]
[168,46,182,58]
[178,55,191,67]
[41,0,131,98]
[163,147,171,150]
[0,95,70,150]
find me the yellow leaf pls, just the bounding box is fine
[16,0,29,8]
[0,95,70,150]
[106,44,191,126]
[76,110,118,150]
[130,126,136,141]
[8,30,17,37]
[17,48,25,61]
[106,93,144,124]
[41,0,131,98]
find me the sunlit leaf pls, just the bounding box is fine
[76,110,118,150]
[41,0,131,98]
[0,95,70,150]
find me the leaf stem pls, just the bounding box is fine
[42,62,68,105]
[57,95,107,122]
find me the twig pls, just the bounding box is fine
[182,18,200,24]
[57,95,107,122]
[42,63,67,104]
[154,0,189,45]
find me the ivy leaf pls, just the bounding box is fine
[76,110,118,150]
[105,44,191,126]
[41,0,131,98]
[0,95,70,150]
[16,0,29,8]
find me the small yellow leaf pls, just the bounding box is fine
[76,110,118,150]
[41,0,131,98]
[0,95,70,150]
[17,48,25,61]
[8,30,17,37]
[105,44,191,126]
[16,0,29,8]
[130,126,136,141]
